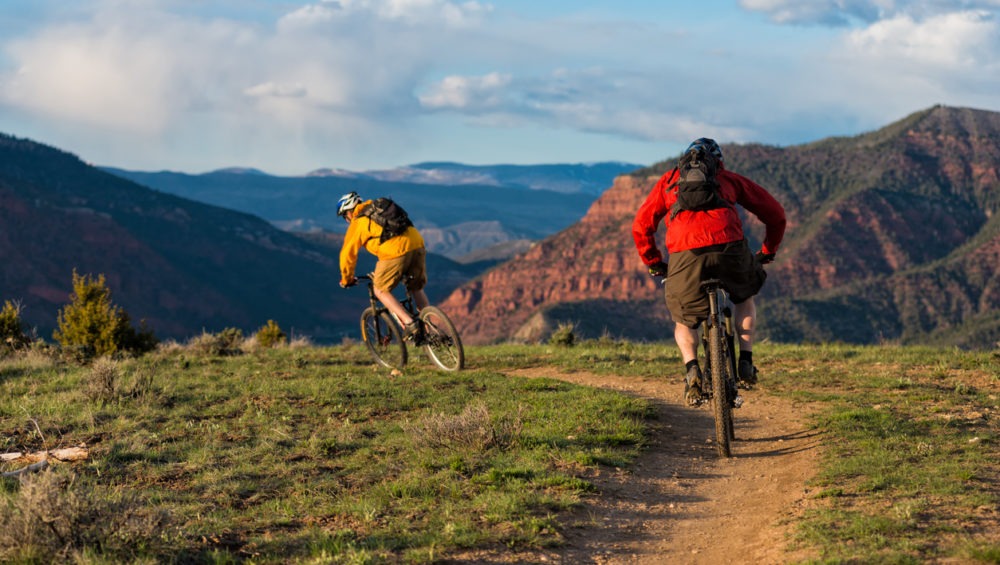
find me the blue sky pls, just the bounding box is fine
[1,0,999,175]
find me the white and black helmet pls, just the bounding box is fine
[336,191,362,218]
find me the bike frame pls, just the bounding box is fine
[355,274,465,372]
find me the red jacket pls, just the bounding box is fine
[632,166,786,265]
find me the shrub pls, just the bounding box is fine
[85,357,120,403]
[84,357,156,405]
[548,322,577,347]
[52,271,157,360]
[407,401,524,453]
[255,319,287,348]
[0,300,31,354]
[0,468,170,562]
[186,327,244,356]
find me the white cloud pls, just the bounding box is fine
[0,0,490,142]
[739,0,888,25]
[845,10,998,67]
[740,0,1000,26]
[418,68,756,145]
[1,0,1000,173]
[279,0,491,29]
[244,82,309,99]
[418,72,511,109]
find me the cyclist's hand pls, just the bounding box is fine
[647,261,668,277]
[340,276,357,288]
[755,251,776,265]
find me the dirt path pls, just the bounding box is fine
[453,369,824,564]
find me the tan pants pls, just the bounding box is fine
[372,247,427,294]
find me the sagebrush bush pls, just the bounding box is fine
[407,401,523,453]
[0,468,171,562]
[53,271,157,360]
[86,356,120,403]
[548,322,577,347]
[255,319,287,348]
[0,300,30,355]
[83,356,157,405]
[187,327,244,356]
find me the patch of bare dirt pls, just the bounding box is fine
[448,368,824,564]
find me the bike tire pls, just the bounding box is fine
[723,332,737,442]
[360,307,407,369]
[419,306,464,371]
[708,310,733,458]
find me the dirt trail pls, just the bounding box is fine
[454,369,824,564]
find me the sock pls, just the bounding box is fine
[740,350,753,365]
[685,359,699,372]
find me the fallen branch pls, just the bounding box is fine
[1,459,48,478]
[0,445,90,464]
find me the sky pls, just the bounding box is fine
[1,0,999,175]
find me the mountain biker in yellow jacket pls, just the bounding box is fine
[337,192,429,339]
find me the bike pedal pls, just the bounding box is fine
[731,395,744,409]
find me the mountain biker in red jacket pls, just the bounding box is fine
[632,138,786,406]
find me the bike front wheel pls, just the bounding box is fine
[419,306,464,371]
[360,307,407,369]
[708,318,733,457]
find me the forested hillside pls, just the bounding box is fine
[441,105,1000,348]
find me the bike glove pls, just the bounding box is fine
[647,261,668,277]
[755,251,776,265]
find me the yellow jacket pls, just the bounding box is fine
[340,200,425,283]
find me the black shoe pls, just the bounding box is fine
[738,359,758,388]
[403,320,422,342]
[684,365,704,407]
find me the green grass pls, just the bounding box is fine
[0,340,997,563]
[0,343,651,563]
[763,342,1000,564]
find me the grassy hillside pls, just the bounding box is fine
[0,133,363,341]
[1,341,996,563]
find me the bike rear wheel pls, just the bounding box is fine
[708,309,733,457]
[419,306,464,371]
[360,307,407,369]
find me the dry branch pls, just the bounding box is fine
[4,446,89,462]
[1,459,48,478]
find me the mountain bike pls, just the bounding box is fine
[699,278,743,458]
[356,274,465,372]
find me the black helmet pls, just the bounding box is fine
[685,137,722,161]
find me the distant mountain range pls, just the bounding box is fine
[5,105,998,348]
[440,105,1000,349]
[0,134,480,342]
[103,162,641,260]
[304,161,641,194]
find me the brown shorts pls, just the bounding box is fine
[373,247,427,294]
[663,239,766,328]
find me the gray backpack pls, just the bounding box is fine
[357,197,414,243]
[669,146,731,219]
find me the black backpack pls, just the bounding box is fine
[669,146,730,219]
[357,197,414,243]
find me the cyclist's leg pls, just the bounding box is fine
[734,297,755,352]
[719,239,766,385]
[373,256,413,327]
[673,323,699,365]
[664,251,708,366]
[403,248,430,310]
[664,249,712,405]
